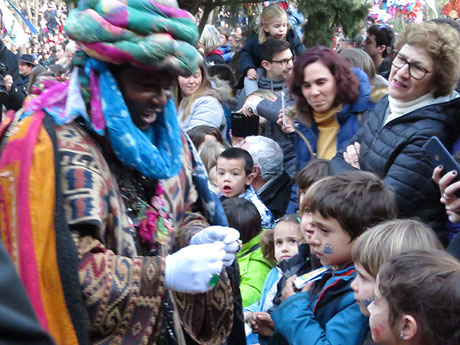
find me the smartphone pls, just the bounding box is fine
[231,112,259,138]
[281,91,286,127]
[422,136,460,189]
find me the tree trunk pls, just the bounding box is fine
[198,4,215,34]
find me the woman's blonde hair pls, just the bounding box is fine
[176,63,232,122]
[352,219,443,278]
[199,25,222,54]
[339,48,377,86]
[395,22,460,97]
[258,4,289,44]
[198,140,226,173]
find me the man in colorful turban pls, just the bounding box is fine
[0,0,241,344]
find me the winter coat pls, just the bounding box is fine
[244,267,281,314]
[178,79,234,139]
[178,96,227,137]
[258,170,293,219]
[237,232,273,308]
[239,30,306,75]
[206,50,225,65]
[271,265,368,345]
[331,94,460,245]
[0,41,26,112]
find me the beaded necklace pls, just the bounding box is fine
[110,161,174,253]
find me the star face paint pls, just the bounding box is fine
[324,244,333,254]
[362,298,374,307]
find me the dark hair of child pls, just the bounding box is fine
[260,214,300,266]
[187,125,225,150]
[222,197,262,243]
[295,158,330,200]
[302,170,397,241]
[219,147,254,176]
[378,249,460,345]
[208,64,236,90]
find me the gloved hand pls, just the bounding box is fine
[165,242,226,294]
[190,226,241,266]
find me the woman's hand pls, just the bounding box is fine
[229,129,245,148]
[250,312,275,337]
[433,166,460,222]
[239,95,263,117]
[277,110,295,133]
[343,142,361,169]
[247,68,258,80]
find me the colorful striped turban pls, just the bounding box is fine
[65,0,202,75]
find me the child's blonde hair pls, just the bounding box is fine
[248,89,279,101]
[261,214,301,265]
[198,140,226,173]
[258,4,289,44]
[352,219,443,278]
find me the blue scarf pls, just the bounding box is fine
[22,59,183,180]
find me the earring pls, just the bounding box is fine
[399,333,404,340]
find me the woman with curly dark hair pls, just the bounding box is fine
[282,46,373,172]
[281,46,373,213]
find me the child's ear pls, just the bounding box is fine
[398,314,418,342]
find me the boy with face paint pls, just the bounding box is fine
[251,171,397,345]
[351,219,443,345]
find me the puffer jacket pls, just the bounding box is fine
[331,94,460,244]
[237,232,273,308]
[239,30,306,75]
[271,265,368,345]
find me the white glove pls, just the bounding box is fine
[190,226,241,266]
[164,242,226,294]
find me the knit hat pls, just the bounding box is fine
[65,0,202,75]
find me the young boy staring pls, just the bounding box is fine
[262,171,397,345]
[217,147,274,229]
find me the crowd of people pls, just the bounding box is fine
[0,0,459,345]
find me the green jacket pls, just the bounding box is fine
[237,233,273,307]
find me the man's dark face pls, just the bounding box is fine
[19,62,33,77]
[363,34,381,59]
[114,66,177,131]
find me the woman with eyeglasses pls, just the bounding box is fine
[331,22,460,245]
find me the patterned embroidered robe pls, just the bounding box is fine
[0,111,233,345]
[57,122,234,345]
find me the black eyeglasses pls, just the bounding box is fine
[392,52,432,80]
[270,57,294,66]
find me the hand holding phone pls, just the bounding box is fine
[423,136,460,197]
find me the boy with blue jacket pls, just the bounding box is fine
[251,171,397,345]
